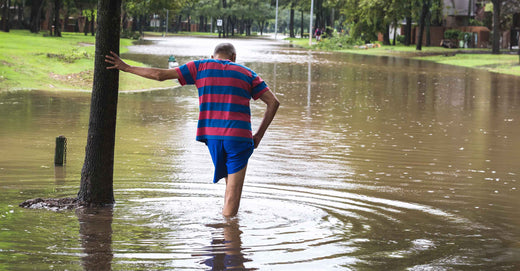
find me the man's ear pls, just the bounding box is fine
[231,53,236,62]
[211,55,214,59]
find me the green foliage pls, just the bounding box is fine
[469,18,484,26]
[315,33,364,50]
[45,48,93,63]
[458,32,472,43]
[397,34,406,44]
[444,29,462,40]
[121,29,141,40]
[0,30,171,91]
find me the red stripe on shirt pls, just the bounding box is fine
[197,127,252,138]
[199,62,252,77]
[199,110,251,122]
[252,75,264,89]
[187,61,198,82]
[196,77,250,92]
[199,94,250,106]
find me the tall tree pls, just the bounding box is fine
[2,0,10,32]
[29,0,45,33]
[77,0,122,206]
[491,0,501,54]
[289,2,295,37]
[416,0,431,50]
[53,0,62,36]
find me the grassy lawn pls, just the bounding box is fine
[417,53,520,76]
[286,37,520,77]
[0,30,175,92]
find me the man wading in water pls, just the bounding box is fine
[105,43,280,216]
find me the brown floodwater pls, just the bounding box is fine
[1,36,519,270]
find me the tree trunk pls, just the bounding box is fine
[53,0,61,36]
[300,9,304,38]
[492,0,501,54]
[77,0,122,207]
[383,23,390,45]
[30,0,44,33]
[90,9,95,36]
[176,14,181,32]
[426,9,431,46]
[416,0,430,50]
[289,5,295,38]
[122,11,127,31]
[405,16,412,46]
[2,0,10,32]
[392,20,397,45]
[258,20,264,36]
[84,16,89,35]
[16,2,23,29]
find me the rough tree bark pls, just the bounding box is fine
[492,0,501,54]
[77,0,122,207]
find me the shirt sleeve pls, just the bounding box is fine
[251,72,269,100]
[174,60,199,86]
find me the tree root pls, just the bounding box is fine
[19,197,79,211]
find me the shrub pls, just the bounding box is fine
[121,29,141,40]
[315,33,364,50]
[444,29,462,40]
[397,35,406,44]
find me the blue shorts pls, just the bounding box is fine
[206,139,254,183]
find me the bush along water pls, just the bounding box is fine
[315,32,364,50]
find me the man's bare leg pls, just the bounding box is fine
[223,165,248,217]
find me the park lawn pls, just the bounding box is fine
[286,37,520,76]
[416,53,520,76]
[0,30,175,91]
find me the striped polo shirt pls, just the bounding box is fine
[174,59,269,143]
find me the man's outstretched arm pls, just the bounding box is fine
[253,90,280,149]
[105,51,179,81]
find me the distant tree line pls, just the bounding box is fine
[1,0,519,53]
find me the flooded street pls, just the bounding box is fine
[1,36,520,270]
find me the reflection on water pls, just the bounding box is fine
[77,207,113,271]
[1,36,520,270]
[200,218,249,270]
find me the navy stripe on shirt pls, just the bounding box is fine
[199,102,251,115]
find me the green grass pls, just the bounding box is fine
[285,37,520,76]
[0,30,175,91]
[285,37,313,49]
[416,53,520,76]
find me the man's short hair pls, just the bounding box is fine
[214,43,236,58]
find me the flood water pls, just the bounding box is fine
[1,36,520,270]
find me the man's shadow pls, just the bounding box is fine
[76,207,114,271]
[201,217,252,270]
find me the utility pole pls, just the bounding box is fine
[274,0,279,39]
[163,9,169,37]
[309,0,314,46]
